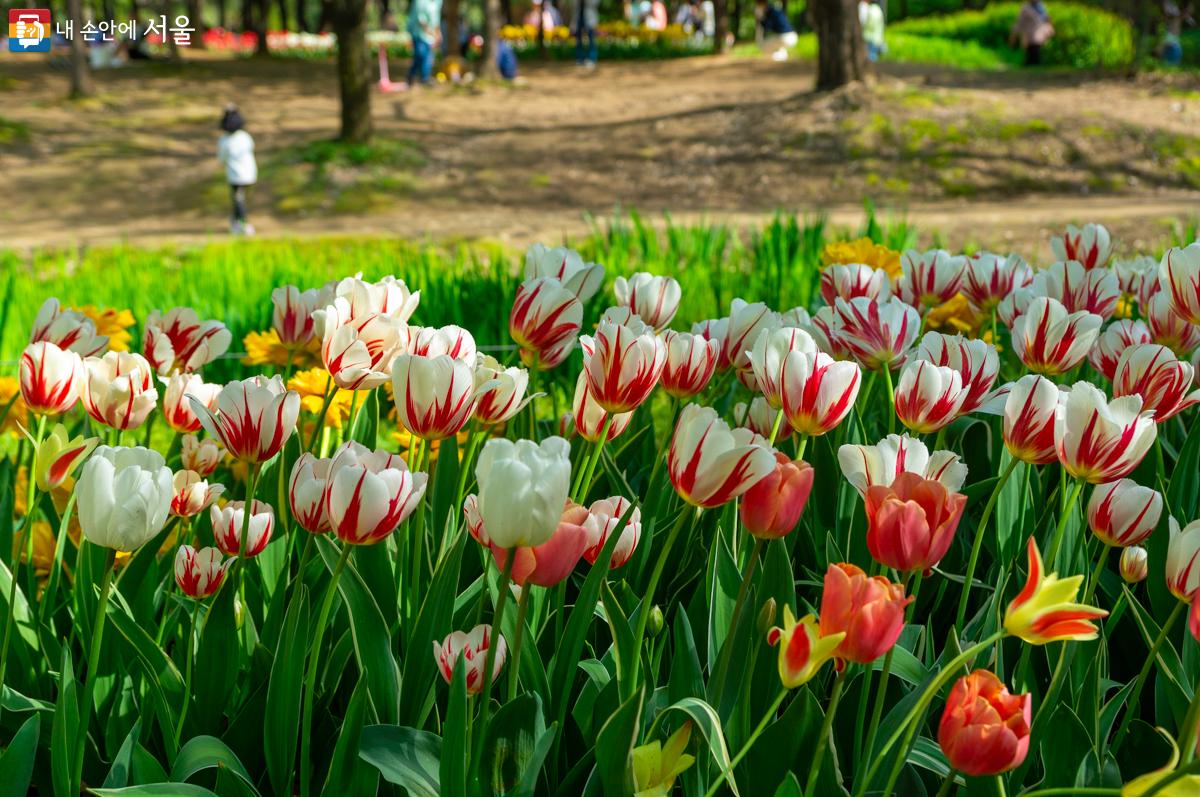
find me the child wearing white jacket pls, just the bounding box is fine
[217,105,258,235]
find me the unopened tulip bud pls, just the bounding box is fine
[1087,479,1162,547]
[757,597,777,635]
[1120,546,1148,584]
[648,606,665,638]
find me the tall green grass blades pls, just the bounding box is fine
[0,714,39,797]
[316,536,401,724]
[169,735,260,795]
[593,688,644,797]
[358,724,442,797]
[264,584,311,796]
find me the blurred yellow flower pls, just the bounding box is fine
[74,305,135,352]
[288,368,360,429]
[822,238,903,278]
[1114,295,1134,320]
[13,520,58,581]
[0,376,28,436]
[924,293,983,335]
[243,329,293,367]
[390,425,472,467]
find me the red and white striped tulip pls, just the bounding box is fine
[916,332,1000,415]
[325,441,428,545]
[1145,291,1200,357]
[1113,344,1200,422]
[894,360,968,434]
[1120,545,1149,583]
[736,396,790,441]
[838,433,967,498]
[962,253,1033,312]
[289,452,332,534]
[1113,256,1161,309]
[1160,243,1200,324]
[580,315,667,413]
[391,354,496,440]
[19,342,83,416]
[29,298,108,356]
[997,286,1035,330]
[473,354,532,425]
[570,370,633,443]
[747,326,819,409]
[409,325,477,362]
[271,285,327,348]
[1035,260,1121,320]
[720,300,781,374]
[318,300,410,390]
[808,305,853,360]
[524,243,605,302]
[833,296,921,371]
[143,307,232,376]
[189,376,300,463]
[327,273,419,323]
[613,272,682,331]
[668,403,776,509]
[582,496,642,568]
[434,625,506,695]
[174,545,233,599]
[778,350,861,436]
[1167,517,1200,600]
[181,434,222,477]
[1011,297,1102,376]
[820,263,891,305]
[1050,223,1112,270]
[82,351,158,430]
[509,277,583,370]
[162,372,221,434]
[170,470,225,518]
[463,493,488,545]
[661,331,720,399]
[211,499,274,558]
[1088,320,1153,382]
[896,249,968,310]
[1087,479,1162,547]
[1003,374,1063,465]
[1054,381,1156,483]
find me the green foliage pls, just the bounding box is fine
[893,1,1136,68]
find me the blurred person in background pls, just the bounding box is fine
[407,0,443,86]
[1010,0,1053,66]
[569,0,601,66]
[644,0,669,29]
[217,105,257,236]
[1160,0,1194,65]
[859,0,886,62]
[757,0,798,61]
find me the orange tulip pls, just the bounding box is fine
[938,670,1031,776]
[818,563,912,664]
[865,472,966,573]
[740,453,814,540]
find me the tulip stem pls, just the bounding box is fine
[795,435,808,462]
[173,606,199,747]
[508,585,531,701]
[935,770,957,797]
[882,365,896,435]
[956,457,1019,630]
[768,409,784,445]
[1178,676,1200,765]
[629,506,696,698]
[1029,641,1070,734]
[862,573,923,779]
[709,537,764,713]
[306,374,336,453]
[702,688,788,797]
[476,548,516,760]
[72,546,117,795]
[861,631,1006,797]
[299,544,352,797]
[805,666,849,797]
[454,427,485,510]
[1082,544,1110,605]
[1045,478,1084,567]
[1110,598,1186,754]
[573,416,613,503]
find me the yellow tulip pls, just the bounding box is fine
[632,722,696,797]
[766,605,844,689]
[1004,537,1108,645]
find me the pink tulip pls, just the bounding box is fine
[491,501,591,587]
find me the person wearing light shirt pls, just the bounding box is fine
[859,0,886,62]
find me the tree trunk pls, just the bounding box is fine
[810,0,865,90]
[188,0,208,42]
[67,0,93,97]
[329,0,373,142]
[217,0,228,29]
[480,0,500,77]
[254,0,271,52]
[445,0,461,56]
[731,0,742,41]
[277,0,290,31]
[296,0,309,30]
[713,0,729,51]
[500,0,512,24]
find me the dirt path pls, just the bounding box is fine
[3,52,1199,252]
